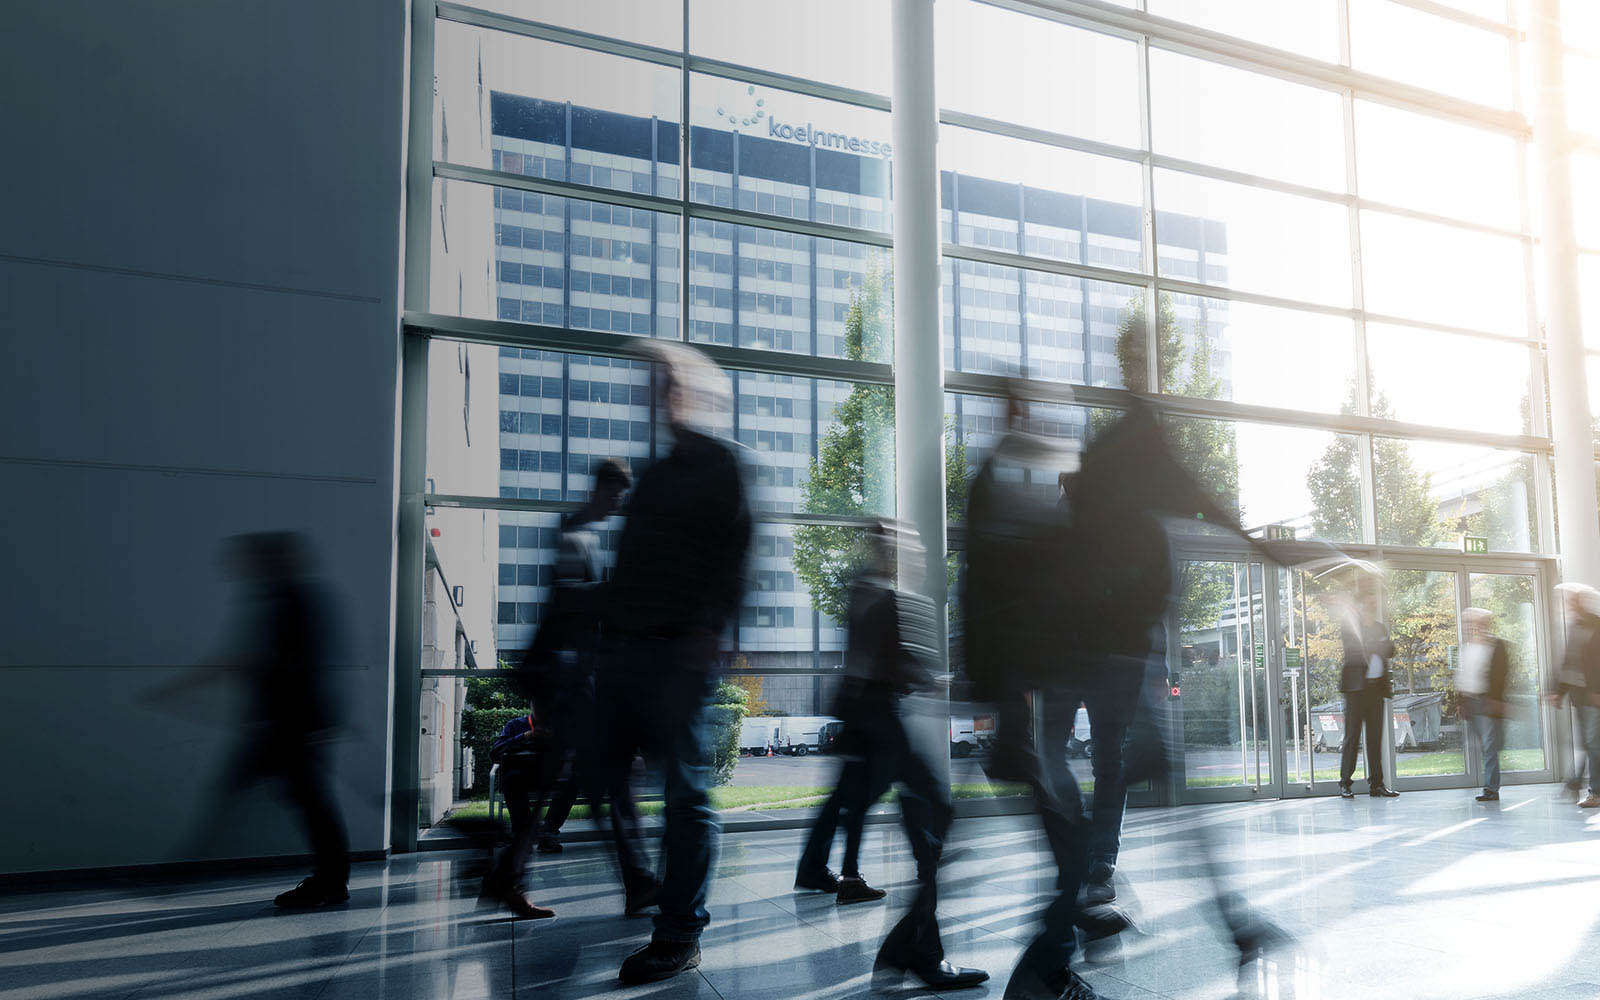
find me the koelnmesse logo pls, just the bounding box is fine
[713,84,893,160]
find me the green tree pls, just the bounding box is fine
[792,264,969,623]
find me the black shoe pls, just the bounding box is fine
[1476,790,1500,802]
[480,878,555,920]
[836,875,887,905]
[1338,783,1355,799]
[624,878,660,917]
[794,867,840,893]
[618,940,700,985]
[1077,903,1139,941]
[1003,968,1104,1000]
[873,957,988,991]
[1082,877,1116,906]
[536,833,563,854]
[1370,785,1400,797]
[274,877,349,909]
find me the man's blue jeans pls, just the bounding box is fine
[1582,705,1600,796]
[598,637,719,945]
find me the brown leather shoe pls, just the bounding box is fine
[1578,794,1600,809]
[484,879,555,919]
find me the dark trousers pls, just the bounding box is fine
[1004,688,1095,988]
[598,638,718,945]
[283,746,349,886]
[490,760,549,888]
[868,702,953,970]
[798,752,885,880]
[1083,682,1139,882]
[1465,697,1504,794]
[1581,705,1600,795]
[1339,687,1386,788]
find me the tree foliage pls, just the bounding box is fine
[792,263,969,623]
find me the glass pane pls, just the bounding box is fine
[1581,253,1600,349]
[692,0,891,96]
[431,177,682,335]
[940,125,1145,270]
[942,261,1142,387]
[690,73,893,232]
[1164,416,1366,544]
[1468,573,1547,773]
[1360,211,1527,335]
[1386,569,1466,779]
[436,22,680,176]
[1375,438,1538,552]
[1146,0,1341,62]
[689,219,893,361]
[1156,170,1353,307]
[1366,324,1534,435]
[1349,0,1513,109]
[1150,49,1346,192]
[1166,294,1359,415]
[1571,151,1600,250]
[1278,567,1351,785]
[1563,0,1600,51]
[1177,561,1270,790]
[456,0,682,49]
[737,372,895,518]
[1432,0,1510,19]
[1355,101,1522,231]
[1565,51,1600,140]
[937,0,1143,149]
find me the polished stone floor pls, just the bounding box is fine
[7,785,1600,1000]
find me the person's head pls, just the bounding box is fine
[1462,607,1493,640]
[589,458,632,516]
[642,342,730,435]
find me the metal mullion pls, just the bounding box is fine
[941,367,1555,451]
[944,242,1145,290]
[435,161,682,216]
[404,0,437,314]
[680,0,691,344]
[423,492,880,529]
[999,0,1530,136]
[1354,198,1532,241]
[1149,153,1353,206]
[1358,311,1543,346]
[1152,275,1359,320]
[434,1,683,67]
[407,312,895,385]
[938,109,1147,164]
[1138,30,1161,391]
[1387,0,1518,37]
[689,203,894,249]
[976,0,1144,41]
[687,55,891,112]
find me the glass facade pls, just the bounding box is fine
[409,0,1592,817]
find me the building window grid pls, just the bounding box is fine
[423,0,1569,662]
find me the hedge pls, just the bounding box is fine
[460,679,749,795]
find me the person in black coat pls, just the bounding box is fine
[600,343,753,986]
[1457,607,1512,802]
[1337,583,1399,798]
[1552,584,1600,806]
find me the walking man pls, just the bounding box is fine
[1457,607,1511,802]
[1338,582,1399,799]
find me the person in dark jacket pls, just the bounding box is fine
[600,343,753,986]
[1337,582,1399,799]
[1458,607,1512,802]
[1552,584,1600,806]
[481,712,558,919]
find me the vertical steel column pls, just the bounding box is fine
[891,0,950,780]
[1533,0,1600,588]
[393,0,438,855]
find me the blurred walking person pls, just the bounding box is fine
[225,533,351,909]
[1458,607,1511,802]
[1553,583,1600,806]
[1337,582,1399,799]
[601,343,752,985]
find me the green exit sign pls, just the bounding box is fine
[1461,534,1489,555]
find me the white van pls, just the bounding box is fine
[740,717,782,756]
[773,716,837,756]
